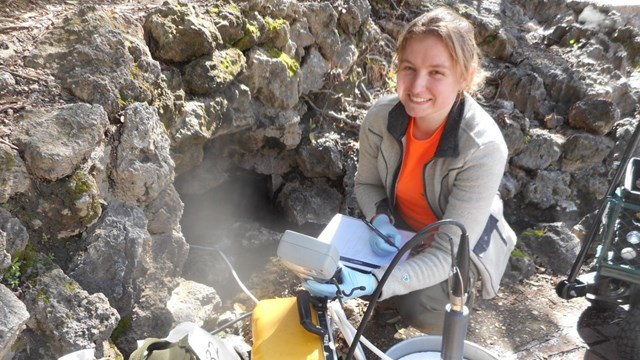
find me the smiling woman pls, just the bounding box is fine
[301,7,517,335]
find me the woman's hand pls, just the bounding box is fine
[303,266,377,299]
[369,215,402,256]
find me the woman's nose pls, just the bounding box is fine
[411,73,429,92]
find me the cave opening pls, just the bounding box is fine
[175,167,316,302]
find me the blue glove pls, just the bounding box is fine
[369,215,402,256]
[303,266,377,299]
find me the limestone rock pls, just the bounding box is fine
[10,104,108,181]
[143,2,222,63]
[568,98,620,136]
[0,285,29,360]
[0,144,31,203]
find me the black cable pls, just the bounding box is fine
[344,219,467,360]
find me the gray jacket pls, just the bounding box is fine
[355,93,516,299]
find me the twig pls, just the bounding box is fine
[358,82,372,103]
[0,103,24,113]
[0,66,46,83]
[0,25,31,33]
[302,95,360,130]
[0,138,19,150]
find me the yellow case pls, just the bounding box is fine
[251,297,326,360]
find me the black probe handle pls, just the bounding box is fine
[296,291,326,336]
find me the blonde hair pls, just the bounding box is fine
[396,7,485,94]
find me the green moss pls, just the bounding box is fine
[221,56,242,76]
[1,151,16,168]
[68,171,91,199]
[64,280,79,292]
[210,3,241,15]
[522,228,546,237]
[234,21,260,50]
[111,315,133,342]
[482,34,497,45]
[37,289,50,303]
[511,248,528,258]
[265,17,287,32]
[267,47,299,77]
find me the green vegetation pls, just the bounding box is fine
[4,258,24,288]
[482,34,497,45]
[69,171,92,198]
[267,47,299,77]
[36,289,50,304]
[111,315,133,342]
[220,51,243,77]
[387,68,397,91]
[2,244,44,289]
[265,17,287,32]
[209,3,241,15]
[234,21,261,50]
[511,248,528,258]
[522,228,547,237]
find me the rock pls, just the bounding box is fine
[10,104,109,181]
[111,103,174,206]
[520,223,581,275]
[0,144,31,203]
[146,185,184,235]
[68,201,150,312]
[0,71,15,93]
[568,98,620,135]
[289,18,315,59]
[33,170,103,239]
[499,68,547,120]
[0,285,29,360]
[524,170,573,210]
[183,48,246,96]
[304,2,340,65]
[277,178,343,225]
[242,47,301,109]
[299,46,330,96]
[219,82,257,136]
[297,132,344,179]
[562,132,614,172]
[26,6,165,118]
[209,3,246,45]
[22,268,119,359]
[494,109,530,158]
[0,208,28,271]
[143,2,222,63]
[511,128,564,171]
[166,279,222,327]
[338,0,370,35]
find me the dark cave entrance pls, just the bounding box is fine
[175,167,318,302]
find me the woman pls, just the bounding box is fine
[305,7,516,333]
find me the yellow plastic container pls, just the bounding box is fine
[251,297,333,360]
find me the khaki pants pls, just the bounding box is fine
[387,262,479,334]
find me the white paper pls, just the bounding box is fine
[318,214,415,271]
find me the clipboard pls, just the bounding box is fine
[317,214,414,271]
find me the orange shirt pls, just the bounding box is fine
[396,117,446,231]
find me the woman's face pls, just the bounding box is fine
[396,34,466,130]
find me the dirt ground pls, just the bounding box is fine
[0,1,632,359]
